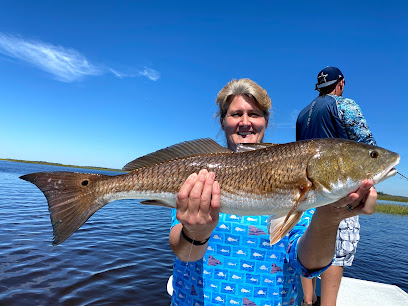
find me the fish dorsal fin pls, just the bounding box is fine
[123,138,232,171]
[234,143,279,153]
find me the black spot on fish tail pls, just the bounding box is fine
[20,171,109,245]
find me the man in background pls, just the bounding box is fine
[296,66,376,306]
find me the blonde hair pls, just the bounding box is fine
[215,78,272,120]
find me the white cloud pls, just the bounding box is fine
[109,68,126,78]
[0,32,101,82]
[109,67,161,81]
[138,67,160,81]
[0,32,160,82]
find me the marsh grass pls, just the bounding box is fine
[376,203,408,215]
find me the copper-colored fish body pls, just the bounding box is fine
[20,138,400,245]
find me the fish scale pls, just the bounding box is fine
[20,138,399,245]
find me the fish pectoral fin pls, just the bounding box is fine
[281,182,312,228]
[140,199,175,208]
[267,183,311,245]
[268,211,303,245]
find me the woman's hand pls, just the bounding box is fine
[169,169,220,261]
[176,169,221,241]
[317,180,377,224]
[298,180,377,270]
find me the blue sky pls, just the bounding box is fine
[1,1,407,196]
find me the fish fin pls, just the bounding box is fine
[281,182,312,227]
[20,172,108,245]
[123,138,232,171]
[268,211,303,245]
[234,143,279,153]
[267,182,311,245]
[140,199,175,208]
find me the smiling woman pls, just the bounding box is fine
[221,95,267,150]
[215,78,271,151]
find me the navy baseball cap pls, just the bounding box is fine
[315,66,344,90]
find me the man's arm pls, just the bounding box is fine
[337,97,376,145]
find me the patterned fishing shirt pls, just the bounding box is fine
[171,209,329,306]
[296,94,376,146]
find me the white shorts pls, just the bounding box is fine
[332,216,360,266]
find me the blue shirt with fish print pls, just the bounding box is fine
[170,209,328,306]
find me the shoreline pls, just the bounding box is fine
[0,158,125,172]
[377,193,408,203]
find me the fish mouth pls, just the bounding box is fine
[373,153,401,184]
[373,154,400,184]
[374,168,397,184]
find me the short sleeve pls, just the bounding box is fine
[171,208,180,229]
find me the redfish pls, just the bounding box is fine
[20,138,399,245]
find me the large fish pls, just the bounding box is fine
[20,138,399,245]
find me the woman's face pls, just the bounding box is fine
[222,95,268,150]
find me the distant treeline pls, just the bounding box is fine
[0,158,124,172]
[377,191,408,203]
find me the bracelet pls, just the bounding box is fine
[181,228,210,245]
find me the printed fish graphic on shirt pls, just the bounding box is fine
[208,255,222,266]
[271,263,283,274]
[249,226,267,236]
[243,297,257,306]
[20,138,399,245]
[190,285,197,296]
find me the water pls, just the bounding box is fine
[0,161,174,305]
[1,161,407,305]
[377,199,408,207]
[349,201,408,292]
[343,212,408,292]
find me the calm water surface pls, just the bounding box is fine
[0,161,174,305]
[1,161,407,305]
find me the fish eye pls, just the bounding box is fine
[81,180,89,186]
[370,151,379,158]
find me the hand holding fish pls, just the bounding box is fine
[324,180,377,218]
[169,170,221,262]
[298,180,378,270]
[350,185,377,215]
[176,170,220,239]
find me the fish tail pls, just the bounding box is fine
[268,211,303,245]
[20,171,109,245]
